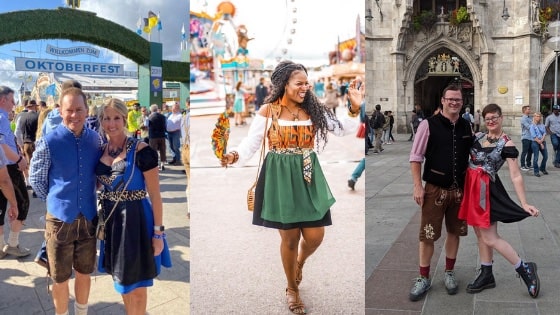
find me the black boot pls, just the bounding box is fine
[516,261,540,298]
[466,265,496,293]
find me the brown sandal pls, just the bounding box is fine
[295,261,304,286]
[286,287,306,314]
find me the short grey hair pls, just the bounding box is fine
[150,104,159,112]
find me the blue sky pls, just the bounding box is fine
[0,0,188,95]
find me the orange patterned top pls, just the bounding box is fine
[268,121,315,150]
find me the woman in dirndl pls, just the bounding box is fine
[457,103,541,298]
[221,61,361,314]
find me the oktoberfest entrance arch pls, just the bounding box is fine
[0,7,189,107]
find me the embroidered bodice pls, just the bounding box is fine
[469,133,518,181]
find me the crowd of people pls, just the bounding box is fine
[0,81,191,315]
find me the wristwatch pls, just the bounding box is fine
[154,225,165,232]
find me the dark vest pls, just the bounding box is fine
[423,113,473,188]
[20,111,38,143]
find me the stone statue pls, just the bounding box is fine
[532,0,540,25]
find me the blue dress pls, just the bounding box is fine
[96,138,172,294]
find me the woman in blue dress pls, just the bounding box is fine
[96,98,171,314]
[233,81,247,126]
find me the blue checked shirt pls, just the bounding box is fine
[30,125,103,201]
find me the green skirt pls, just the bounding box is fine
[252,151,335,229]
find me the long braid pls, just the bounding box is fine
[265,61,342,150]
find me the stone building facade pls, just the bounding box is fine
[367,0,560,136]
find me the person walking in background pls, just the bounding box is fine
[408,85,472,301]
[348,79,366,190]
[85,106,99,132]
[255,77,268,112]
[15,100,39,195]
[458,103,540,298]
[138,105,150,144]
[221,61,360,314]
[530,112,548,177]
[520,105,533,171]
[30,87,102,315]
[233,81,247,126]
[388,110,395,143]
[0,86,31,259]
[167,102,183,165]
[96,98,171,315]
[544,104,560,168]
[314,78,325,98]
[462,107,474,128]
[148,104,167,171]
[382,111,390,145]
[127,102,142,138]
[0,146,18,246]
[369,104,385,154]
[324,82,338,114]
[473,109,481,132]
[409,104,425,141]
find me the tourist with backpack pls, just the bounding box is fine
[369,104,385,154]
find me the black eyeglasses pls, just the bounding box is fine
[484,115,501,123]
[443,98,463,103]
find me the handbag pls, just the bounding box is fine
[247,108,272,211]
[356,122,366,138]
[96,141,138,240]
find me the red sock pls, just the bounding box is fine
[446,257,456,271]
[419,266,430,278]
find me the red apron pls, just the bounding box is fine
[458,167,491,228]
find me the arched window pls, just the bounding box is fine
[415,0,467,15]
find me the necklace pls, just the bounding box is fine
[108,137,127,158]
[284,106,300,121]
[485,132,503,144]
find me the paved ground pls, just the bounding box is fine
[0,161,189,314]
[365,134,560,315]
[189,109,365,314]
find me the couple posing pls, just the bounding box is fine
[28,86,171,315]
[408,84,540,302]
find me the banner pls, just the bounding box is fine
[15,57,124,76]
[45,44,100,57]
[151,66,162,92]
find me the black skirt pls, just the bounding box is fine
[489,175,530,224]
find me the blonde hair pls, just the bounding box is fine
[533,112,542,124]
[98,98,128,137]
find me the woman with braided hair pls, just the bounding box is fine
[221,60,361,314]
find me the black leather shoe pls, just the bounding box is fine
[466,265,496,293]
[516,261,540,298]
[348,179,356,190]
[542,170,549,175]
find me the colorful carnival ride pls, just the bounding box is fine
[190,1,265,114]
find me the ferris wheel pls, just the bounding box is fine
[264,0,298,62]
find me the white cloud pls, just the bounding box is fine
[79,0,188,62]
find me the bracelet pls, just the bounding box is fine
[230,151,239,164]
[152,233,166,240]
[16,156,23,164]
